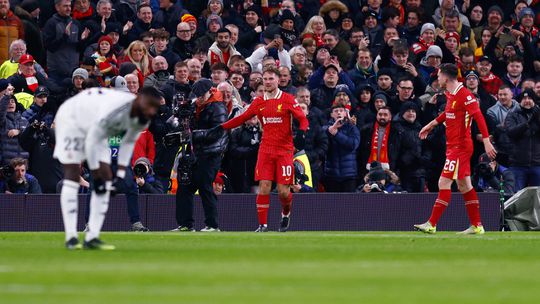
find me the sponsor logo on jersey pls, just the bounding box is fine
[464,95,477,105]
[446,112,456,119]
[262,117,283,124]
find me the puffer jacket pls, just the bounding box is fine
[191,94,229,157]
[505,107,540,167]
[0,10,24,63]
[322,120,360,180]
[0,96,29,165]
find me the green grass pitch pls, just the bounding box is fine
[2,232,540,303]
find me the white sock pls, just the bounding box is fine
[60,180,80,242]
[85,183,111,242]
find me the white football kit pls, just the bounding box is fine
[54,87,147,170]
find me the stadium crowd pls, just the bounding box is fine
[0,0,539,196]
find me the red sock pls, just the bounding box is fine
[280,192,292,217]
[428,189,452,226]
[256,194,270,225]
[463,189,482,227]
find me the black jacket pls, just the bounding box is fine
[159,79,192,106]
[171,37,195,61]
[505,107,540,167]
[148,105,178,177]
[224,124,261,193]
[18,125,62,193]
[303,115,329,171]
[191,102,229,157]
[394,117,424,179]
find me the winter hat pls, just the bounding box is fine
[324,63,339,73]
[280,9,295,24]
[20,0,39,13]
[214,171,226,185]
[377,68,393,79]
[105,22,122,35]
[110,76,129,92]
[426,45,443,58]
[366,10,378,20]
[245,5,262,18]
[189,78,214,99]
[208,0,223,6]
[420,23,435,35]
[181,14,198,26]
[373,92,388,104]
[445,31,461,42]
[358,83,375,95]
[0,79,9,91]
[518,89,537,103]
[464,70,479,80]
[72,68,89,81]
[399,101,420,117]
[487,5,504,19]
[118,62,138,77]
[478,55,491,64]
[206,14,223,28]
[98,35,113,46]
[334,84,353,99]
[519,7,535,21]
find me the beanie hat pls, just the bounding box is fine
[206,14,223,28]
[519,7,535,21]
[464,70,479,80]
[110,76,129,92]
[420,23,435,35]
[280,9,295,24]
[334,84,353,99]
[20,0,39,13]
[399,101,420,117]
[518,89,537,103]
[425,45,443,58]
[72,68,89,81]
[0,79,8,91]
[189,78,214,99]
[245,5,262,18]
[373,92,388,104]
[487,5,504,19]
[377,68,393,79]
[98,35,113,46]
[181,13,198,26]
[208,0,223,6]
[118,62,138,77]
[445,31,461,43]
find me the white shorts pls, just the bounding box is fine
[53,108,110,169]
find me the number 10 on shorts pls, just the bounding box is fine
[281,165,292,177]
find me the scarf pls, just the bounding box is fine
[23,73,38,92]
[195,89,230,119]
[72,7,94,20]
[368,122,390,169]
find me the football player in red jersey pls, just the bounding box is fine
[212,67,309,232]
[415,63,497,234]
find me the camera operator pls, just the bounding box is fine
[472,153,515,196]
[174,78,229,232]
[133,157,164,194]
[0,158,41,194]
[18,119,62,193]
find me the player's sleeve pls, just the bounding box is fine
[289,97,309,131]
[464,93,490,138]
[435,112,446,124]
[117,127,144,168]
[221,98,259,130]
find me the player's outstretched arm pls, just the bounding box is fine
[419,120,439,140]
[221,99,259,130]
[472,110,497,160]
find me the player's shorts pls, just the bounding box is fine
[53,108,110,169]
[255,150,294,185]
[441,147,473,180]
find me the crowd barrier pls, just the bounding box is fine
[0,193,502,231]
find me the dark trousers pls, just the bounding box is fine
[175,154,221,228]
[323,178,357,192]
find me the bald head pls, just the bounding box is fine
[124,73,139,94]
[217,81,233,103]
[152,56,168,72]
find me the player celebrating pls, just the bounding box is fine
[54,87,161,249]
[415,63,497,234]
[212,67,309,232]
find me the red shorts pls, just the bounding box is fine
[255,151,294,185]
[441,148,473,180]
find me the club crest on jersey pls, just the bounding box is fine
[277,104,282,112]
[451,101,456,109]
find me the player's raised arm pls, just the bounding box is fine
[220,98,259,130]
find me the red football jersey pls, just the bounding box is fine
[437,84,482,150]
[222,90,309,155]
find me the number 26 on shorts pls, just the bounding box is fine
[281,165,292,177]
[444,160,456,172]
